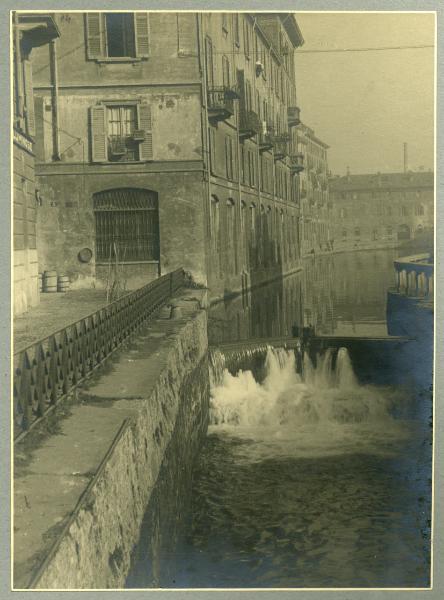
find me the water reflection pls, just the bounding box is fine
[209,249,400,344]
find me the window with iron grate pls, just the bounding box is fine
[93,188,159,263]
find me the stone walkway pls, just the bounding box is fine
[14,290,110,351]
[13,289,206,589]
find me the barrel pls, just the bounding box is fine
[38,273,43,293]
[43,270,57,293]
[57,274,70,293]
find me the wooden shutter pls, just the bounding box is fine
[23,60,35,137]
[177,13,195,56]
[137,103,153,160]
[134,13,150,57]
[205,37,214,88]
[86,13,105,59]
[90,105,107,162]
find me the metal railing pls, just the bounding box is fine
[394,253,434,298]
[13,268,185,440]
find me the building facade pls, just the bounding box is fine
[296,123,331,257]
[329,171,434,253]
[12,13,59,315]
[28,12,305,302]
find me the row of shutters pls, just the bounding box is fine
[90,104,153,162]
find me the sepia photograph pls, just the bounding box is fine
[8,4,439,593]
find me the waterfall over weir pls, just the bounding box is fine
[209,346,408,459]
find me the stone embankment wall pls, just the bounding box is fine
[20,291,209,589]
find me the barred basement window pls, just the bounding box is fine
[93,188,159,262]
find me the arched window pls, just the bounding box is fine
[226,199,235,246]
[93,188,159,262]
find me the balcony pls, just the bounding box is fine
[207,87,237,123]
[272,134,290,161]
[289,153,305,173]
[259,122,275,153]
[288,106,301,128]
[239,110,262,140]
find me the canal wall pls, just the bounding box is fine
[14,289,209,590]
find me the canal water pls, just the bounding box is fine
[127,249,432,589]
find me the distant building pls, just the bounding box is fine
[296,123,331,256]
[28,12,305,302]
[12,13,59,315]
[329,171,434,252]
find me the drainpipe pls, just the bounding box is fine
[196,13,212,289]
[13,12,25,127]
[49,39,60,160]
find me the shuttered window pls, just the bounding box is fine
[222,55,230,88]
[225,136,234,181]
[205,36,214,89]
[86,13,150,59]
[90,103,153,163]
[94,188,159,262]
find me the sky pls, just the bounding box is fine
[293,12,435,176]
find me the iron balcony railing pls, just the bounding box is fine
[259,123,275,153]
[239,109,262,140]
[289,153,305,173]
[207,86,238,123]
[13,268,185,441]
[273,134,290,160]
[287,106,301,128]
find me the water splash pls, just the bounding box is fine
[209,346,409,460]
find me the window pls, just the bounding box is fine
[90,103,153,163]
[373,229,379,240]
[245,80,252,111]
[415,204,424,216]
[226,199,236,272]
[401,205,408,216]
[205,36,214,89]
[248,150,256,188]
[233,14,240,47]
[93,188,159,263]
[85,13,149,60]
[387,226,393,238]
[342,229,347,240]
[209,127,216,174]
[354,227,361,238]
[243,18,250,59]
[107,105,138,161]
[225,136,234,181]
[222,55,230,88]
[210,196,220,249]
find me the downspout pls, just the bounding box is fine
[13,12,25,128]
[196,13,212,291]
[253,16,264,275]
[234,23,245,281]
[49,38,60,160]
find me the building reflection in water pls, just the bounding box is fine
[208,249,401,345]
